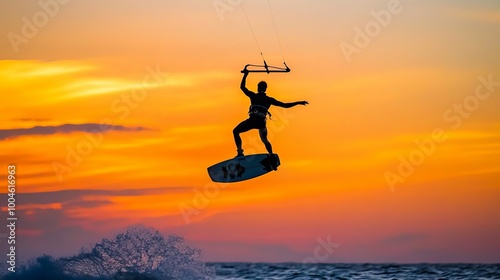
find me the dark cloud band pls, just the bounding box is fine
[0,123,146,141]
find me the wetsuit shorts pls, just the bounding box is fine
[238,115,266,130]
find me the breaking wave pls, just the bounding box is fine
[2,225,214,280]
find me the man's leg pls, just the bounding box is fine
[259,127,278,170]
[233,120,252,156]
[259,128,273,155]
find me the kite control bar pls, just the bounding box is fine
[241,62,290,74]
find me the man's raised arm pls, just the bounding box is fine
[240,70,252,97]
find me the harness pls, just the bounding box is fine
[248,105,272,119]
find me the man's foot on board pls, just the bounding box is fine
[268,154,278,171]
[235,149,244,157]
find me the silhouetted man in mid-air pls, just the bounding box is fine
[233,69,308,169]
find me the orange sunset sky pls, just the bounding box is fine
[1,0,500,263]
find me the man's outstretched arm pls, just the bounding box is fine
[272,99,309,108]
[240,70,252,97]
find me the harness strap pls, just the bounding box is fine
[248,105,272,119]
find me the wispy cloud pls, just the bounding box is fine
[0,60,95,78]
[18,187,188,206]
[11,118,51,122]
[0,123,147,141]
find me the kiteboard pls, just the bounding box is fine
[207,154,280,183]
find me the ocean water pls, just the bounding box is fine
[3,260,500,279]
[3,225,498,280]
[209,263,500,280]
